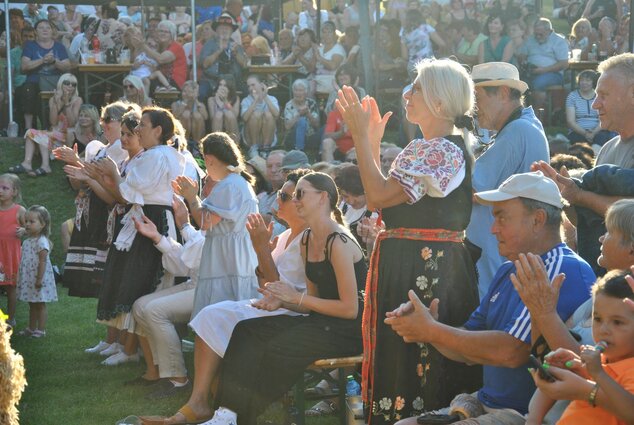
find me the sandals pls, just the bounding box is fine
[140,404,213,425]
[305,400,337,417]
[28,168,51,177]
[8,164,30,174]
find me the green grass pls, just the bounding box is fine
[0,138,338,425]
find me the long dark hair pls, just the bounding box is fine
[201,132,255,186]
[141,106,177,144]
[300,172,345,225]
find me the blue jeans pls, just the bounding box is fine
[531,72,563,90]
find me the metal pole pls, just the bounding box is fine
[358,0,373,95]
[630,0,634,54]
[191,0,197,83]
[5,0,13,124]
[316,0,321,42]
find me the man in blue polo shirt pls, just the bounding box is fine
[389,172,596,425]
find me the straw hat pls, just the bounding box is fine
[471,62,529,94]
[247,155,267,177]
[212,13,239,31]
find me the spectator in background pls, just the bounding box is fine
[10,73,82,177]
[281,28,316,81]
[254,4,275,44]
[569,17,592,55]
[283,79,320,152]
[313,21,346,94]
[23,4,47,27]
[10,27,35,134]
[171,80,209,144]
[278,28,294,59]
[582,0,621,28]
[455,19,487,66]
[69,16,100,64]
[121,75,153,108]
[506,19,526,66]
[21,19,72,131]
[380,144,402,174]
[330,0,347,30]
[487,0,522,23]
[208,76,241,142]
[299,0,330,33]
[565,70,617,149]
[478,13,514,64]
[517,18,569,112]
[199,13,248,100]
[241,74,280,156]
[169,6,192,36]
[597,16,617,58]
[614,13,630,54]
[47,6,73,47]
[402,10,445,71]
[62,5,82,35]
[342,0,361,31]
[130,20,187,94]
[375,19,408,89]
[182,20,214,79]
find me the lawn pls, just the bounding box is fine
[0,138,337,425]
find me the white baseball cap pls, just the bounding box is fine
[474,171,564,208]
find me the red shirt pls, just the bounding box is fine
[161,41,187,89]
[325,109,354,153]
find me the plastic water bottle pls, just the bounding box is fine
[346,375,361,396]
[7,121,18,138]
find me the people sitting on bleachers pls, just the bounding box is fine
[120,75,153,108]
[282,79,320,153]
[478,13,514,64]
[241,74,280,157]
[207,76,240,142]
[171,80,208,144]
[313,21,346,94]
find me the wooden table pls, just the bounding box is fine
[568,60,599,89]
[77,64,132,101]
[248,65,301,95]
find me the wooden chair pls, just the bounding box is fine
[290,354,363,425]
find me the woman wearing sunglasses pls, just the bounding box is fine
[198,172,366,425]
[121,75,153,108]
[10,73,82,177]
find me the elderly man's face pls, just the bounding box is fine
[474,86,504,131]
[533,25,550,43]
[593,69,633,133]
[266,153,285,188]
[491,198,542,261]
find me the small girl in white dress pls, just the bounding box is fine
[17,205,58,338]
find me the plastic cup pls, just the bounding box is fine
[572,49,581,61]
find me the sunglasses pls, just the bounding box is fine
[277,190,292,203]
[293,188,322,201]
[124,83,135,89]
[103,116,120,124]
[63,81,77,87]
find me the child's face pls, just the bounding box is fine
[0,179,16,202]
[147,38,159,50]
[24,212,45,237]
[592,292,634,363]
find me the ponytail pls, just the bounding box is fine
[240,170,256,187]
[332,205,345,226]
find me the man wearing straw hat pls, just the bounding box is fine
[466,62,549,297]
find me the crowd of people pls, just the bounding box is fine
[1,1,634,425]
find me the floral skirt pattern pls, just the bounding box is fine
[365,235,482,424]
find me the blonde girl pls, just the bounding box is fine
[16,205,58,338]
[0,174,26,327]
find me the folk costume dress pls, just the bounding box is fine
[97,145,185,330]
[213,230,367,423]
[364,135,482,424]
[65,140,128,298]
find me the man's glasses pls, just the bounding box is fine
[62,81,77,87]
[293,188,322,201]
[277,190,292,203]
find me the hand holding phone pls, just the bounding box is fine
[529,354,557,383]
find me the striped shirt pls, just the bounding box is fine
[566,90,599,131]
[464,243,595,414]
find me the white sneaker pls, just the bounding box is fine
[85,341,111,354]
[200,407,237,425]
[99,342,122,357]
[101,350,140,366]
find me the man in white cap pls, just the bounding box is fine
[467,62,550,298]
[390,171,595,425]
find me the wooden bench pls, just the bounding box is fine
[153,90,180,108]
[291,355,363,425]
